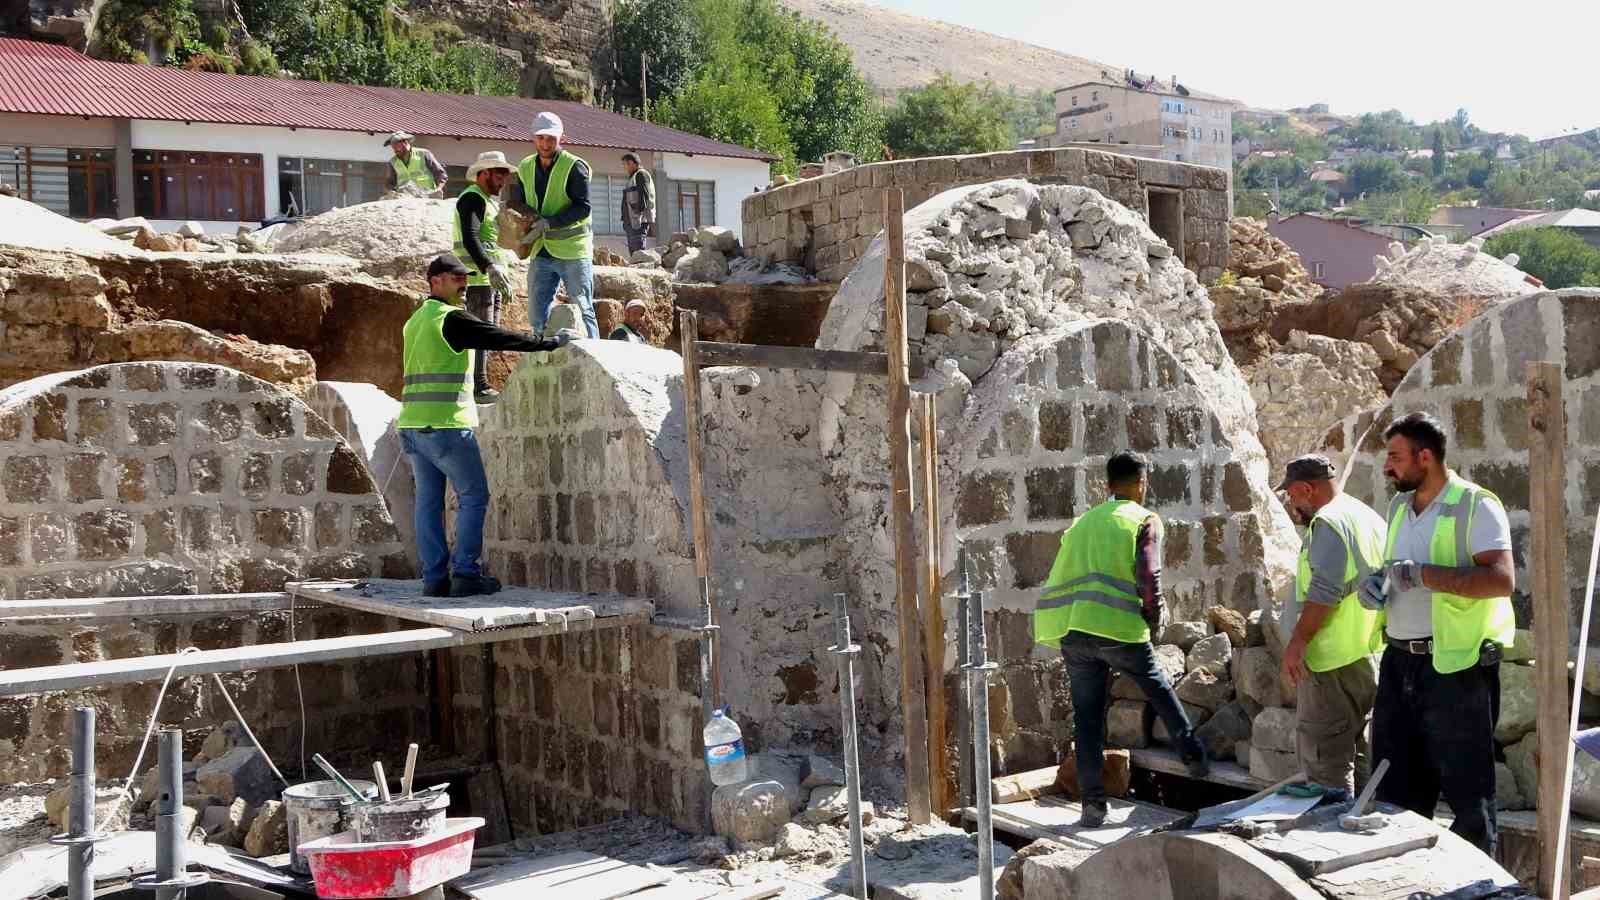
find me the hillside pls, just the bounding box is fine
[779,0,1123,96]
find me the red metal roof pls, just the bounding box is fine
[0,38,773,161]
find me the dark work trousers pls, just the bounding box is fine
[464,285,501,393]
[1371,645,1500,854]
[1061,631,1203,803]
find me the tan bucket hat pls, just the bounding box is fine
[465,150,514,181]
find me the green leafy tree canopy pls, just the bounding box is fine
[883,73,1014,159]
[1483,226,1600,289]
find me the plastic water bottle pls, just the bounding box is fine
[703,708,749,785]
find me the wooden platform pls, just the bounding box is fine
[1129,746,1264,791]
[286,579,654,631]
[961,794,1185,849]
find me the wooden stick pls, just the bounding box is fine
[884,186,932,825]
[401,743,419,798]
[1351,758,1389,816]
[679,309,722,708]
[921,393,951,817]
[373,761,392,802]
[1530,361,1573,900]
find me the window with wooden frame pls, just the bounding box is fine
[134,150,264,222]
[674,180,715,230]
[0,145,116,218]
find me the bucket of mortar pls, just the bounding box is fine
[349,791,450,843]
[283,779,378,874]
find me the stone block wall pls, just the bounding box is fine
[740,149,1229,283]
[0,363,408,600]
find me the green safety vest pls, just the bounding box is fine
[452,183,507,288]
[1296,493,1387,672]
[516,150,593,260]
[391,151,437,192]
[1035,499,1153,646]
[396,298,475,430]
[1381,474,1515,674]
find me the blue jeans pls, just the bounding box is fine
[398,427,489,583]
[1061,631,1203,803]
[530,254,598,338]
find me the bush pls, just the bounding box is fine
[1483,227,1600,289]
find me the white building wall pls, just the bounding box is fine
[662,153,770,231]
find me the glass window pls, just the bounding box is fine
[2,145,115,218]
[283,157,386,217]
[134,150,262,222]
[673,180,715,230]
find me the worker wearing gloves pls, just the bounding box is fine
[1358,411,1514,854]
[1276,455,1386,796]
[509,112,599,339]
[1038,450,1209,828]
[384,131,446,197]
[397,253,577,598]
[453,151,518,403]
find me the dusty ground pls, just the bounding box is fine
[0,782,54,857]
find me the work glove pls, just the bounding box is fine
[487,264,514,297]
[553,328,580,347]
[1383,559,1424,593]
[1357,572,1388,611]
[519,218,549,248]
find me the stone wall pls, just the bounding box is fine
[0,363,408,600]
[740,149,1230,283]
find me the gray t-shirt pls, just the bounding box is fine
[1384,490,1512,640]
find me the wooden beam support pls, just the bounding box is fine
[920,392,951,817]
[884,186,932,824]
[680,308,723,708]
[691,342,925,377]
[0,592,296,622]
[1530,360,1572,900]
[0,615,651,696]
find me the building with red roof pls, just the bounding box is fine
[0,37,774,239]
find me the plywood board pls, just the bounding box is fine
[452,850,669,899]
[962,794,1183,848]
[286,579,653,631]
[1253,817,1436,875]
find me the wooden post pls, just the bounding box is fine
[884,187,932,824]
[680,309,722,708]
[1529,361,1571,900]
[921,393,951,817]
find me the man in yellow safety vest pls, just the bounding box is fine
[1037,450,1209,828]
[397,253,575,598]
[1276,454,1386,795]
[508,111,598,338]
[384,131,445,197]
[1358,411,1514,853]
[453,151,517,403]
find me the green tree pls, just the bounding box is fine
[1346,155,1407,195]
[654,53,794,170]
[613,0,702,110]
[882,73,1012,158]
[1483,227,1600,289]
[1431,128,1446,177]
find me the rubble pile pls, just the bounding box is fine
[1245,331,1386,479]
[1210,218,1324,367]
[1371,234,1543,303]
[654,225,811,286]
[272,196,455,281]
[1274,281,1480,392]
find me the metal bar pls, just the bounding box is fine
[690,342,927,377]
[67,707,94,900]
[964,587,998,900]
[956,549,974,812]
[679,309,723,710]
[0,615,652,696]
[696,578,719,726]
[831,593,867,900]
[919,394,949,818]
[155,729,185,900]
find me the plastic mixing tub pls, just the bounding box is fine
[299,816,484,898]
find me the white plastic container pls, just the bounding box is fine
[703,707,749,785]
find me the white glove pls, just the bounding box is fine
[1384,559,1424,593]
[520,218,549,248]
[487,264,513,297]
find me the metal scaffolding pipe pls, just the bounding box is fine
[155,729,185,900]
[955,547,973,812]
[964,587,998,900]
[830,592,867,899]
[696,576,719,725]
[67,707,94,900]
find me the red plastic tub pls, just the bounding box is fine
[299,816,484,898]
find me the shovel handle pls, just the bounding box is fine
[373,761,392,802]
[401,744,419,798]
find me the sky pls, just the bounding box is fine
[858,0,1595,140]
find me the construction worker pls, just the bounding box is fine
[1039,450,1209,828]
[508,111,599,339]
[453,151,517,403]
[383,132,446,197]
[620,151,656,256]
[1359,411,1514,854]
[397,253,576,598]
[1276,454,1386,796]
[608,300,648,343]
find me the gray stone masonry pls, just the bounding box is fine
[741,148,1229,283]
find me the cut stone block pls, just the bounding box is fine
[1251,706,1298,755]
[1186,633,1233,677]
[196,746,275,805]
[1054,746,1131,799]
[711,779,791,844]
[1249,744,1299,783]
[1106,700,1147,749]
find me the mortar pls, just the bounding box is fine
[348,791,450,842]
[282,779,377,874]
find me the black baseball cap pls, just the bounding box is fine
[1276,454,1336,490]
[427,253,470,278]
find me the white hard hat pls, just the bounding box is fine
[531,112,564,138]
[465,150,513,181]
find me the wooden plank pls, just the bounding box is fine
[1529,360,1573,900]
[0,615,650,696]
[961,795,1183,848]
[453,850,670,899]
[883,186,931,825]
[1129,746,1263,791]
[680,308,722,708]
[920,392,951,818]
[991,765,1060,804]
[0,592,295,622]
[692,342,927,378]
[285,579,651,632]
